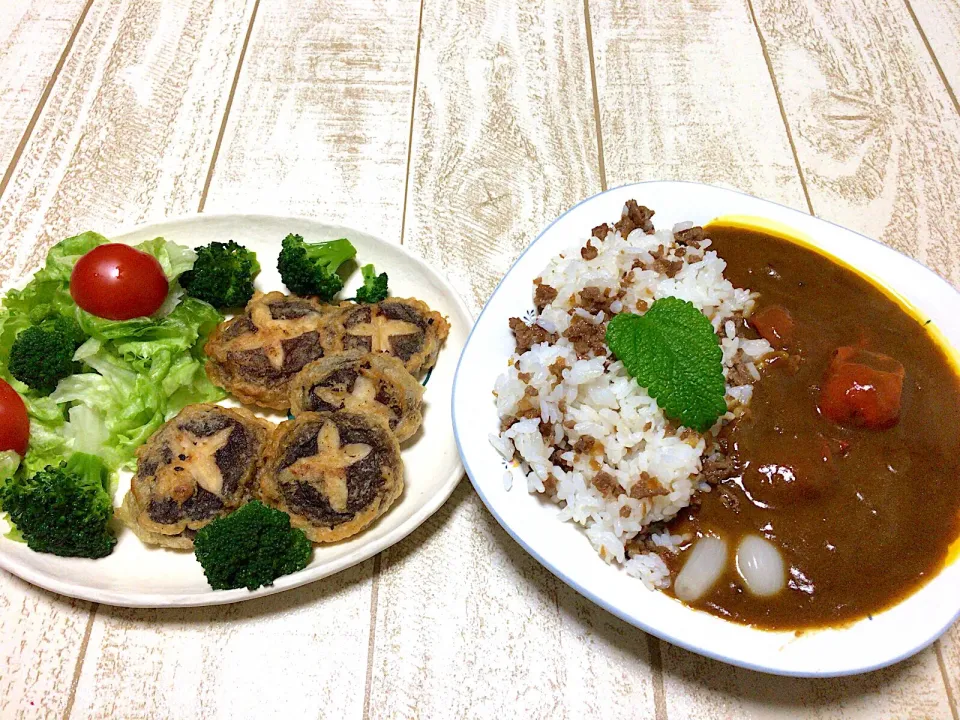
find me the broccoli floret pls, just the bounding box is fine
[180,241,260,309]
[0,453,116,558]
[8,316,85,395]
[354,264,389,304]
[277,234,356,300]
[193,501,312,591]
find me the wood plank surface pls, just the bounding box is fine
[72,563,373,719]
[591,0,958,716]
[589,0,807,209]
[366,1,663,717]
[201,0,423,244]
[753,0,960,286]
[906,0,960,104]
[0,0,89,174]
[66,0,423,717]
[0,577,91,720]
[0,0,256,282]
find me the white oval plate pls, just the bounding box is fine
[0,214,471,607]
[453,181,960,677]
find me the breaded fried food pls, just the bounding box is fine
[290,352,424,442]
[258,411,403,543]
[323,298,449,376]
[205,291,336,410]
[119,404,272,549]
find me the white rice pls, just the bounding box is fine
[491,206,771,590]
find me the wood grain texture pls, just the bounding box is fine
[369,1,660,717]
[0,576,92,720]
[70,563,373,719]
[589,0,808,210]
[752,0,960,285]
[400,0,602,311]
[370,484,659,720]
[940,628,960,719]
[0,0,89,171]
[202,0,423,244]
[661,642,952,719]
[0,0,255,284]
[906,0,960,106]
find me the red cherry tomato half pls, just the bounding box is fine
[0,379,29,456]
[70,244,169,321]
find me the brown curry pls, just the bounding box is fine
[663,223,960,629]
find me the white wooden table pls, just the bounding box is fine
[1,0,959,717]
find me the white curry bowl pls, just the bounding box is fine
[452,181,960,677]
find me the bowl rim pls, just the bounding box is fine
[451,179,960,677]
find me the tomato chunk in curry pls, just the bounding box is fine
[663,224,960,629]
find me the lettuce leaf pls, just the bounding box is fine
[0,232,223,473]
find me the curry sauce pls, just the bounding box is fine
[663,224,960,629]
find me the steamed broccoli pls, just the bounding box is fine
[354,264,389,304]
[193,501,312,591]
[8,316,85,395]
[180,241,260,309]
[277,234,356,300]
[0,453,116,558]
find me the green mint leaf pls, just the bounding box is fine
[605,297,727,431]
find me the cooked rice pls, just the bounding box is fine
[491,206,772,590]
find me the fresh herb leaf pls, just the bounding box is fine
[605,297,726,431]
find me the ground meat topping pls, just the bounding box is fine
[549,357,567,381]
[614,200,655,238]
[517,371,532,383]
[727,349,756,387]
[581,241,599,261]
[629,471,669,499]
[509,317,558,354]
[699,454,740,485]
[649,246,684,278]
[533,280,558,311]
[674,226,705,245]
[577,286,616,315]
[592,470,622,498]
[573,435,596,454]
[562,315,607,357]
[543,473,558,493]
[550,447,572,472]
[592,223,612,240]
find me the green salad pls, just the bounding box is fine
[0,232,224,492]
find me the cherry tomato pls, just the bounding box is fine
[0,379,29,456]
[819,346,904,430]
[70,244,169,321]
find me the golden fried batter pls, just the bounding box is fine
[290,352,424,442]
[119,404,272,549]
[205,292,337,410]
[323,298,450,376]
[257,411,403,543]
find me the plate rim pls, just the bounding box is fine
[0,212,473,608]
[452,179,960,677]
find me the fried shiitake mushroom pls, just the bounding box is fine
[119,404,271,549]
[257,411,403,543]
